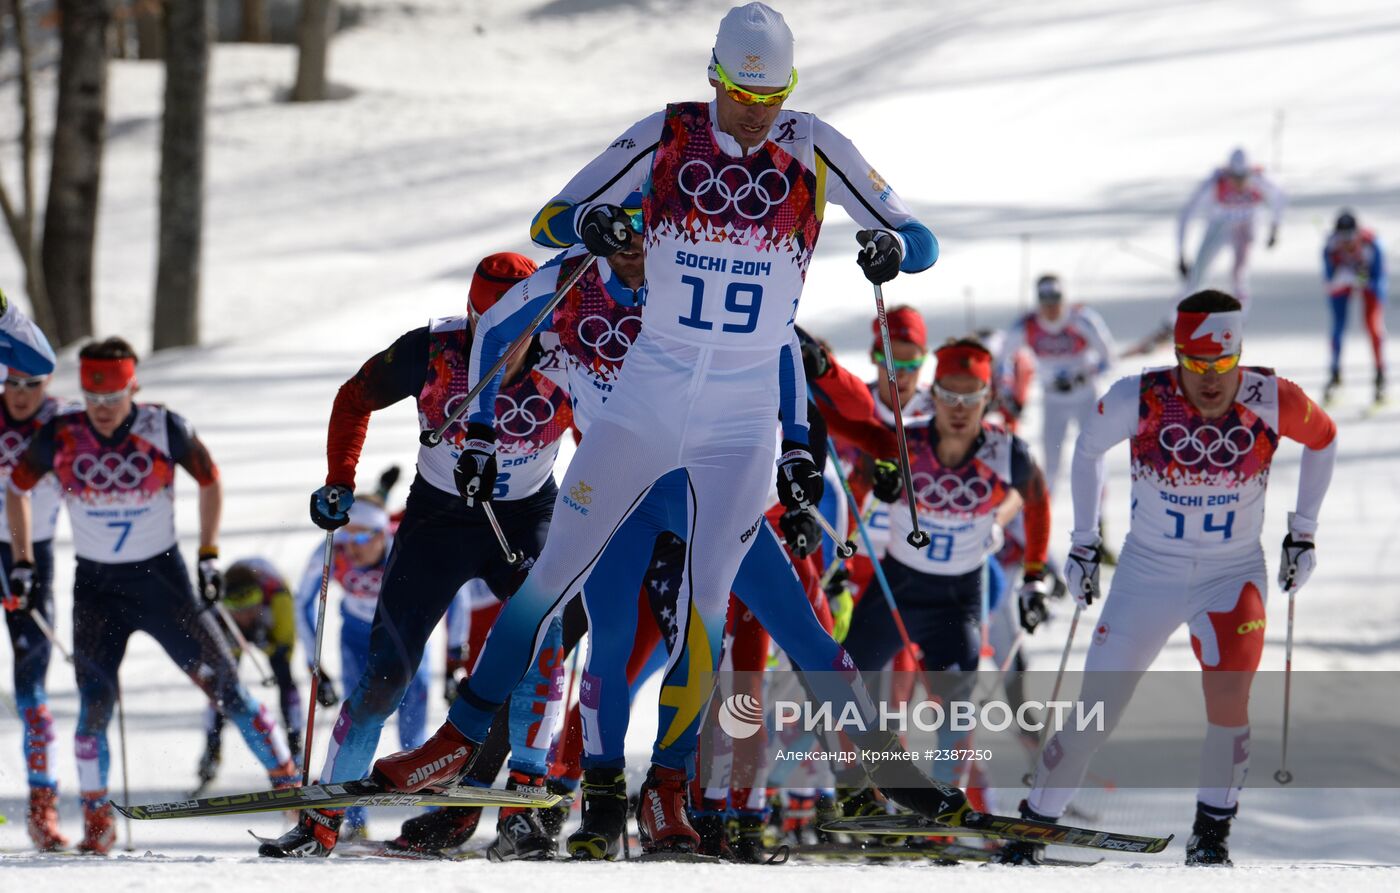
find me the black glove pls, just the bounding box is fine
[1177,256,1190,279]
[196,549,223,604]
[578,204,633,258]
[3,560,34,613]
[376,464,402,502]
[856,229,903,285]
[1017,572,1052,634]
[776,440,823,511]
[872,459,903,503]
[310,484,354,530]
[799,335,829,381]
[778,508,821,559]
[453,422,498,508]
[314,668,340,708]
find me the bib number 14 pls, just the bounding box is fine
[1165,509,1235,541]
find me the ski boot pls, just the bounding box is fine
[813,791,841,844]
[257,807,344,857]
[567,768,628,860]
[77,792,116,856]
[269,759,301,789]
[636,764,701,853]
[195,730,222,793]
[691,796,733,859]
[537,778,574,839]
[1323,371,1342,405]
[390,807,482,854]
[371,721,480,791]
[1376,370,1387,407]
[1184,803,1235,866]
[781,792,817,845]
[728,810,778,863]
[27,786,69,852]
[487,771,557,861]
[991,800,1055,865]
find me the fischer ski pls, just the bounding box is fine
[797,840,1101,866]
[117,780,560,821]
[819,811,1171,855]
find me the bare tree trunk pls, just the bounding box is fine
[152,0,210,351]
[133,0,164,60]
[2,0,57,335]
[241,0,267,42]
[291,0,336,102]
[42,0,113,346]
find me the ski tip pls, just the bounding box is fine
[112,803,139,820]
[1146,833,1175,854]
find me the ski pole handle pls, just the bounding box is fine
[803,505,855,559]
[482,503,522,567]
[420,254,600,447]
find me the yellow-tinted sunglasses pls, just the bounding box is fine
[1177,352,1242,375]
[714,60,798,107]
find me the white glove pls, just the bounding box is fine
[1063,533,1102,607]
[1278,512,1317,593]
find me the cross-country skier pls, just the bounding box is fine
[1176,147,1285,315]
[1000,290,1337,866]
[259,254,571,859]
[1321,208,1386,405]
[996,274,1116,494]
[6,337,297,855]
[196,558,306,795]
[0,291,63,851]
[372,0,967,853]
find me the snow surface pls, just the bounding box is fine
[2,0,1399,887]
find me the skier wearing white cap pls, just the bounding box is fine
[373,0,968,853]
[1176,147,1286,315]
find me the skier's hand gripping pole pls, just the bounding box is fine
[420,240,619,447]
[303,489,339,786]
[865,239,929,549]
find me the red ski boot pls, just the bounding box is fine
[371,721,480,792]
[636,765,700,854]
[77,792,115,855]
[27,787,68,852]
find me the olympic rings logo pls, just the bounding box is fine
[678,159,790,220]
[1158,423,1256,467]
[910,472,994,513]
[495,393,557,438]
[71,451,154,490]
[0,431,28,465]
[577,314,641,363]
[339,567,382,596]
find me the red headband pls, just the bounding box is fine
[80,357,137,393]
[872,305,927,352]
[934,345,992,384]
[1174,310,1243,357]
[469,252,538,317]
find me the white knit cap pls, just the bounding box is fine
[1227,147,1248,175]
[346,500,389,532]
[708,2,795,88]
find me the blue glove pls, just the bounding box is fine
[310,484,354,530]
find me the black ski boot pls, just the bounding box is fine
[195,729,221,793]
[692,797,732,858]
[487,771,557,861]
[991,800,1056,865]
[1324,371,1342,405]
[1376,370,1387,406]
[1185,803,1235,866]
[728,811,786,864]
[388,807,482,854]
[567,768,628,861]
[258,807,343,857]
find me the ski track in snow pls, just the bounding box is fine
[1,0,1398,885]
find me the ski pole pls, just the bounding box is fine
[115,676,134,851]
[27,608,73,665]
[420,251,608,447]
[302,492,340,786]
[868,266,929,549]
[1024,603,1082,786]
[482,503,522,566]
[213,601,276,687]
[803,504,854,559]
[1274,589,1297,785]
[818,501,876,587]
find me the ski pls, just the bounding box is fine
[796,841,1101,866]
[117,780,561,821]
[819,811,1172,855]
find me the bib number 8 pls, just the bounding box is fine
[678,276,764,334]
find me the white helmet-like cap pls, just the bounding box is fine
[1227,147,1249,175]
[708,2,795,89]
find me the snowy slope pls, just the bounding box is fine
[2,0,1399,886]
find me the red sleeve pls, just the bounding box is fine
[10,456,45,492]
[1019,473,1051,574]
[811,356,898,458]
[1276,378,1336,450]
[178,436,220,486]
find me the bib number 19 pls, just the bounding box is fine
[678,276,764,334]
